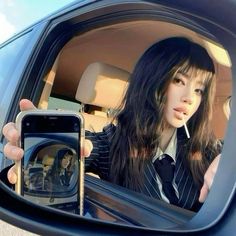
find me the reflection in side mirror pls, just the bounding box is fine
[23,141,79,208]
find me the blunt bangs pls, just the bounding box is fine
[178,62,214,84]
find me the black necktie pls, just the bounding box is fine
[154,154,178,205]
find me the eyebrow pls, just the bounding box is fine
[176,72,205,86]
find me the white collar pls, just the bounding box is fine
[152,129,177,163]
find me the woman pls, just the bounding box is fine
[46,148,74,190]
[2,37,221,211]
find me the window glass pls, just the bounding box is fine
[0,33,31,90]
[0,33,31,135]
[48,96,82,111]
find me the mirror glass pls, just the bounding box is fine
[3,19,233,227]
[23,133,79,209]
[24,142,77,194]
[47,20,232,223]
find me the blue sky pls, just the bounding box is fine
[0,0,75,43]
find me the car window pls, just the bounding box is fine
[0,33,31,92]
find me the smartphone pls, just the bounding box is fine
[15,110,85,214]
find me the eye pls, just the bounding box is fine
[195,88,204,95]
[173,77,185,85]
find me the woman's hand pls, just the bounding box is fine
[3,99,35,184]
[2,99,93,184]
[199,154,221,202]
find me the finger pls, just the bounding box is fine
[204,172,214,190]
[82,139,93,157]
[3,142,24,161]
[199,183,209,203]
[2,122,19,143]
[7,165,17,184]
[19,99,36,111]
[204,155,220,189]
[211,154,220,173]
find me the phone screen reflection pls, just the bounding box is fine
[23,133,79,207]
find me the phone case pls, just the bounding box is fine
[15,109,85,214]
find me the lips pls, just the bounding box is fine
[173,107,189,116]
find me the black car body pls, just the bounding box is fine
[0,0,235,235]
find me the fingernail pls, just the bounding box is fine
[8,171,17,184]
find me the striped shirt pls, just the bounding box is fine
[85,124,220,211]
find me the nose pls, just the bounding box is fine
[181,88,194,105]
[182,96,193,105]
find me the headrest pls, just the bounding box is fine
[75,62,130,109]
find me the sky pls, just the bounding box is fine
[0,0,76,44]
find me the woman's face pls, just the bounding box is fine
[61,154,72,169]
[165,72,205,128]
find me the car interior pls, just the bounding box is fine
[38,20,232,139]
[75,61,130,131]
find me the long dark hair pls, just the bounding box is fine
[109,37,219,191]
[50,148,73,177]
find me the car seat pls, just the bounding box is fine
[75,62,130,132]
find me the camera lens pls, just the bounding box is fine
[74,123,79,131]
